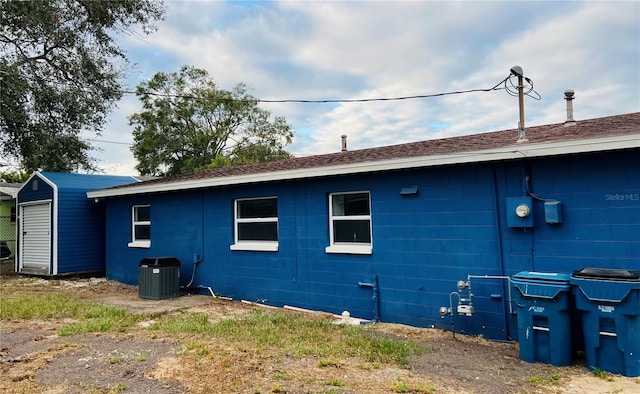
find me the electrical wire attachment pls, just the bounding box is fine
[504,73,541,100]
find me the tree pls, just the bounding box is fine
[129,65,294,177]
[0,0,164,173]
[0,169,29,183]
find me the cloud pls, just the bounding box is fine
[96,0,639,174]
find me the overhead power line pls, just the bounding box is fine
[121,75,521,104]
[81,137,133,146]
[3,67,539,103]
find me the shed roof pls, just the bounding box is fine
[19,172,139,197]
[88,112,640,198]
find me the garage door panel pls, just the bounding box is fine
[21,203,51,273]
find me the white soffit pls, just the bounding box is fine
[87,134,640,198]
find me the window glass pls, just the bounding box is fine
[332,193,370,216]
[333,220,371,243]
[238,198,277,219]
[132,205,151,243]
[329,192,372,248]
[238,222,278,241]
[134,224,151,240]
[134,205,150,222]
[235,197,278,244]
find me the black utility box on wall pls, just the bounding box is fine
[138,257,181,300]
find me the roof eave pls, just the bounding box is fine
[87,133,640,199]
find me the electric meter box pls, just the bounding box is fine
[506,197,534,228]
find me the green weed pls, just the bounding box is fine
[318,357,341,368]
[528,373,561,386]
[324,378,345,387]
[273,371,289,381]
[110,383,127,392]
[592,367,613,380]
[392,378,410,393]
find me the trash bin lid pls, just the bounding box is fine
[513,271,571,284]
[139,257,181,267]
[512,272,571,298]
[572,267,640,282]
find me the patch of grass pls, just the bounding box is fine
[273,371,289,381]
[391,374,435,393]
[109,356,123,364]
[109,383,127,393]
[0,294,85,319]
[324,378,345,387]
[414,382,437,393]
[153,312,214,334]
[528,373,561,386]
[592,367,614,380]
[135,352,147,362]
[318,357,341,368]
[203,311,424,367]
[1,293,140,335]
[182,340,209,356]
[343,328,424,367]
[155,310,423,368]
[58,304,140,336]
[271,383,287,393]
[392,378,411,393]
[358,362,380,371]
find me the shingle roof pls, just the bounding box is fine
[91,112,640,197]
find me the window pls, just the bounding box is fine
[128,205,150,248]
[230,197,278,252]
[326,191,372,254]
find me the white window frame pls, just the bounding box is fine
[128,205,151,248]
[325,191,372,255]
[230,197,279,252]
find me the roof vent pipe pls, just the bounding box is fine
[341,134,348,152]
[564,90,576,127]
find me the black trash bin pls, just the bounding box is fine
[138,257,181,300]
[571,267,640,377]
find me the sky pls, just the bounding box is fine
[85,0,640,175]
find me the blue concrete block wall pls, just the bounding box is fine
[103,150,640,341]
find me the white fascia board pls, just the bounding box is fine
[0,186,19,198]
[87,134,640,199]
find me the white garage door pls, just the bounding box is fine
[20,203,51,274]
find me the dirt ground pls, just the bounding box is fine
[1,267,639,393]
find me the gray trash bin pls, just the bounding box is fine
[138,257,181,300]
